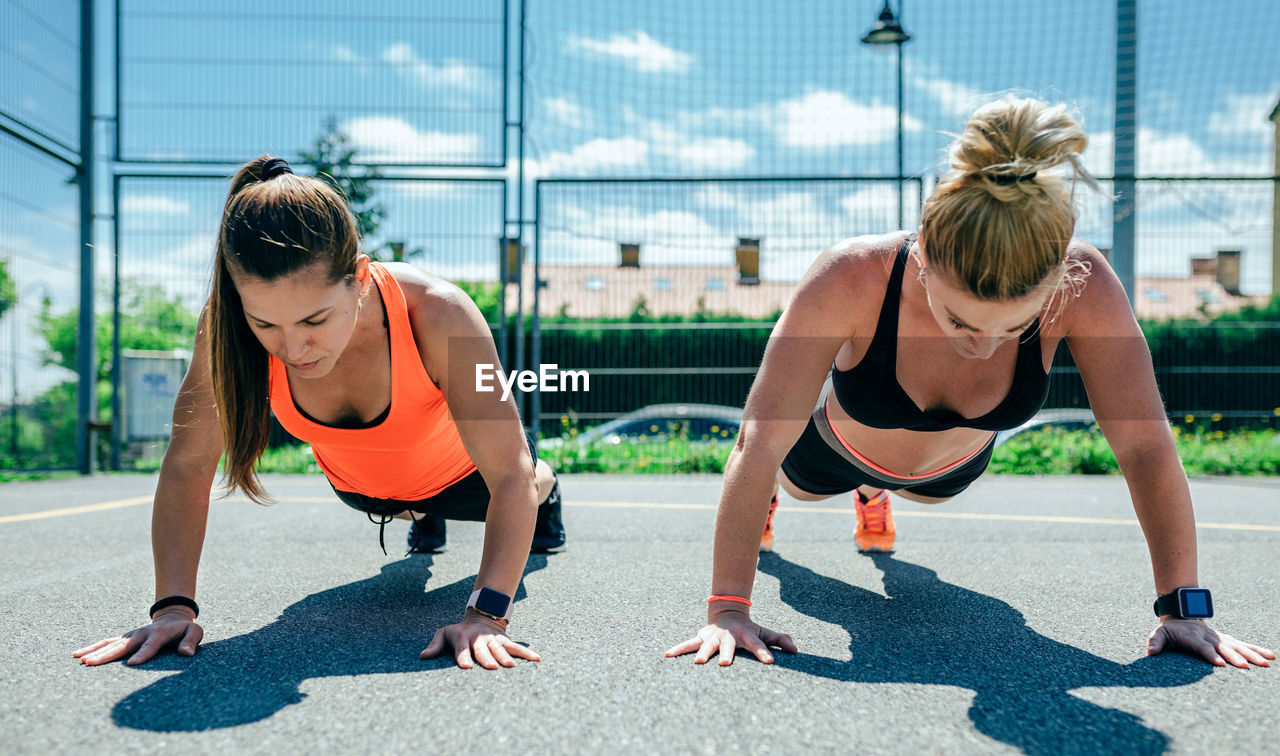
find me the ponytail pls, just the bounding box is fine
[207,155,361,502]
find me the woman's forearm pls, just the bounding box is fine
[475,473,539,601]
[709,446,779,614]
[151,458,215,602]
[1120,441,1199,593]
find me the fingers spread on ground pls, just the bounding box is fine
[472,640,500,670]
[85,639,130,665]
[1220,646,1249,668]
[506,641,540,662]
[718,636,737,666]
[73,638,117,657]
[490,640,516,668]
[746,640,773,664]
[1200,642,1227,666]
[420,630,446,659]
[665,638,700,657]
[762,629,798,653]
[455,647,474,669]
[693,639,717,665]
[1238,647,1272,667]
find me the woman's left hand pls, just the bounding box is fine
[420,612,541,669]
[1147,619,1275,668]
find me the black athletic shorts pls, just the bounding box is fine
[331,429,539,521]
[780,415,995,499]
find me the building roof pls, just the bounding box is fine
[499,263,1261,321]
[507,263,792,319]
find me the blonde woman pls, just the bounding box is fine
[667,98,1273,669]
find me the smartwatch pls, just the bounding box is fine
[1153,587,1213,620]
[467,587,513,621]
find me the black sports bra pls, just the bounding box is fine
[829,235,1051,432]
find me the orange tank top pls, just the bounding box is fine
[268,262,478,500]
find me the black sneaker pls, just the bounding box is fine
[406,515,447,554]
[530,479,566,553]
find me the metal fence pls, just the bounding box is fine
[1,0,84,471]
[0,0,1276,470]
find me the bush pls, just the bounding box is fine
[990,426,1280,476]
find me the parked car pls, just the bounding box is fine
[993,409,1099,448]
[539,403,743,449]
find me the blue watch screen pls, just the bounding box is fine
[476,587,510,617]
[1181,590,1210,617]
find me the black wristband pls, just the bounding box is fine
[149,595,199,620]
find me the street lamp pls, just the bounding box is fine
[861,0,911,230]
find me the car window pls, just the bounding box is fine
[687,417,738,440]
[613,419,687,438]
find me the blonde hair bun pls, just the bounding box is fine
[949,97,1088,202]
[920,96,1093,301]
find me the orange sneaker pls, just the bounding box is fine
[854,489,895,552]
[759,494,779,553]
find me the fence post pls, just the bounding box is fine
[1112,0,1137,309]
[76,0,97,474]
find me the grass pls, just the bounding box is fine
[196,428,1280,478]
[988,426,1280,476]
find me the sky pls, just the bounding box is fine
[1,0,1278,398]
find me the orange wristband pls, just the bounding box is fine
[707,595,752,607]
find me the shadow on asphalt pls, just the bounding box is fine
[110,553,550,732]
[756,552,1209,756]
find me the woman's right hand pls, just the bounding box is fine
[73,607,203,666]
[665,608,798,666]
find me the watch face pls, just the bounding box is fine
[475,587,511,618]
[1179,588,1213,619]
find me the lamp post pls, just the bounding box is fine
[861,0,911,230]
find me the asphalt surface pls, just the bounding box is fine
[1,473,1278,755]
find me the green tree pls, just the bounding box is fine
[298,117,386,251]
[37,280,197,382]
[454,280,502,323]
[0,257,15,318]
[30,281,199,467]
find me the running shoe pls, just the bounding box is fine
[854,489,895,552]
[530,478,566,553]
[759,494,779,553]
[406,515,447,554]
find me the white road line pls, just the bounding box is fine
[3,495,1278,534]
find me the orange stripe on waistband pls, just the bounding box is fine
[822,404,994,480]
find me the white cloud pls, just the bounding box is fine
[120,195,191,217]
[343,116,482,164]
[549,202,733,265]
[332,44,363,64]
[529,137,649,177]
[775,91,923,149]
[543,97,590,129]
[674,138,755,170]
[381,44,488,90]
[904,62,989,118]
[839,185,908,228]
[1085,127,1262,177]
[1208,92,1276,137]
[567,31,693,74]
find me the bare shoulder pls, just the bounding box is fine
[815,232,902,282]
[783,232,903,337]
[1059,239,1139,337]
[382,261,485,335]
